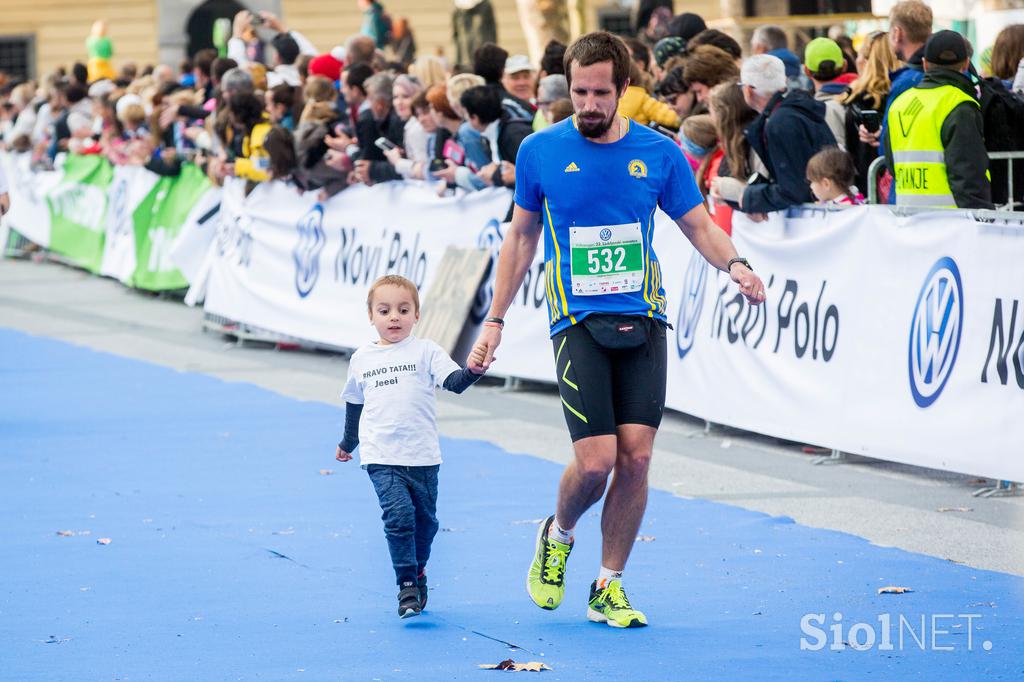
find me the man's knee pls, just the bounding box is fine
[576,450,616,481]
[616,445,652,478]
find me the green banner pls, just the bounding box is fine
[130,163,212,290]
[47,155,113,273]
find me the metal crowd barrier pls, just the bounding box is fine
[866,151,1024,211]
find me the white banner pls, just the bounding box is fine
[99,165,158,283]
[2,152,60,247]
[6,156,1019,482]
[200,179,515,350]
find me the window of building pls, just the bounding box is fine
[0,35,34,82]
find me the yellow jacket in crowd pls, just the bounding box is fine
[234,121,273,182]
[617,86,680,129]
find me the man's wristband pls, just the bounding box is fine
[484,316,504,328]
[727,257,752,273]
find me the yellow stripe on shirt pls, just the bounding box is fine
[544,198,576,325]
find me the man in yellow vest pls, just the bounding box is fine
[884,30,993,209]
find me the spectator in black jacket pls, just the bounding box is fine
[711,54,836,215]
[353,73,405,184]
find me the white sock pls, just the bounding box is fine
[548,517,573,544]
[597,566,623,589]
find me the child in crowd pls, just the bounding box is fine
[806,147,865,206]
[335,275,485,618]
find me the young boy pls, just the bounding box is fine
[335,274,486,618]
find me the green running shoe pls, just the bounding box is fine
[587,579,648,628]
[526,515,573,610]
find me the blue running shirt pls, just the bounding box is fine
[514,116,703,336]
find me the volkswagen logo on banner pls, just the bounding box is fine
[676,251,708,359]
[293,204,326,298]
[908,256,963,408]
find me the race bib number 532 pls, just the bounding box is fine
[569,223,644,296]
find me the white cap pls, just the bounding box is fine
[115,93,143,117]
[739,54,786,95]
[88,79,116,99]
[330,45,346,63]
[504,54,535,74]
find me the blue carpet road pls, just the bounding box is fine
[1,327,1021,681]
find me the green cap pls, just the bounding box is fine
[804,37,843,75]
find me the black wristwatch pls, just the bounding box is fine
[727,257,752,273]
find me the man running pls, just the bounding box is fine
[468,32,765,628]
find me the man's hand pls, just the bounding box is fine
[232,10,251,39]
[325,132,353,151]
[476,162,498,186]
[730,263,766,305]
[159,103,180,129]
[353,159,372,184]
[858,124,881,147]
[468,324,501,373]
[711,176,745,204]
[499,160,515,186]
[0,192,10,217]
[432,159,458,183]
[324,149,351,172]
[258,10,286,33]
[335,446,352,462]
[383,146,403,166]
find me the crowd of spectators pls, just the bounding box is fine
[2,1,1024,232]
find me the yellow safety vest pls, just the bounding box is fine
[887,84,978,208]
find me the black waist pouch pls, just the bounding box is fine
[582,314,652,350]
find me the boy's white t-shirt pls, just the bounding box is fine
[341,335,461,467]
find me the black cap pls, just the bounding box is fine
[924,30,968,67]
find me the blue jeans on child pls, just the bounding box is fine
[366,464,440,585]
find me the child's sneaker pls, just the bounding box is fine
[417,573,428,611]
[398,582,422,619]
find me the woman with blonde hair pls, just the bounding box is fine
[841,31,900,191]
[408,55,447,89]
[705,81,761,235]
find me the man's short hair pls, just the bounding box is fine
[367,275,420,313]
[751,25,787,52]
[272,33,301,66]
[563,31,631,93]
[537,74,569,104]
[364,73,394,102]
[688,29,742,61]
[541,40,567,75]
[622,37,651,70]
[890,1,933,45]
[345,63,374,93]
[345,34,377,66]
[220,67,254,96]
[740,54,787,95]
[473,43,509,84]
[212,57,238,84]
[683,45,740,87]
[194,48,217,78]
[460,84,503,125]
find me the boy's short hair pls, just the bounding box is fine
[367,275,420,313]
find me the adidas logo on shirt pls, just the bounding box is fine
[564,162,581,173]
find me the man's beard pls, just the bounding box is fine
[576,109,615,138]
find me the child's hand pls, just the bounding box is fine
[336,446,352,462]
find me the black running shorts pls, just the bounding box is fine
[550,314,668,442]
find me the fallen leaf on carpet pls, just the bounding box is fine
[511,519,545,525]
[635,535,656,542]
[877,586,912,594]
[937,507,973,513]
[319,469,335,476]
[272,529,295,535]
[96,538,112,545]
[56,530,74,537]
[479,659,551,671]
